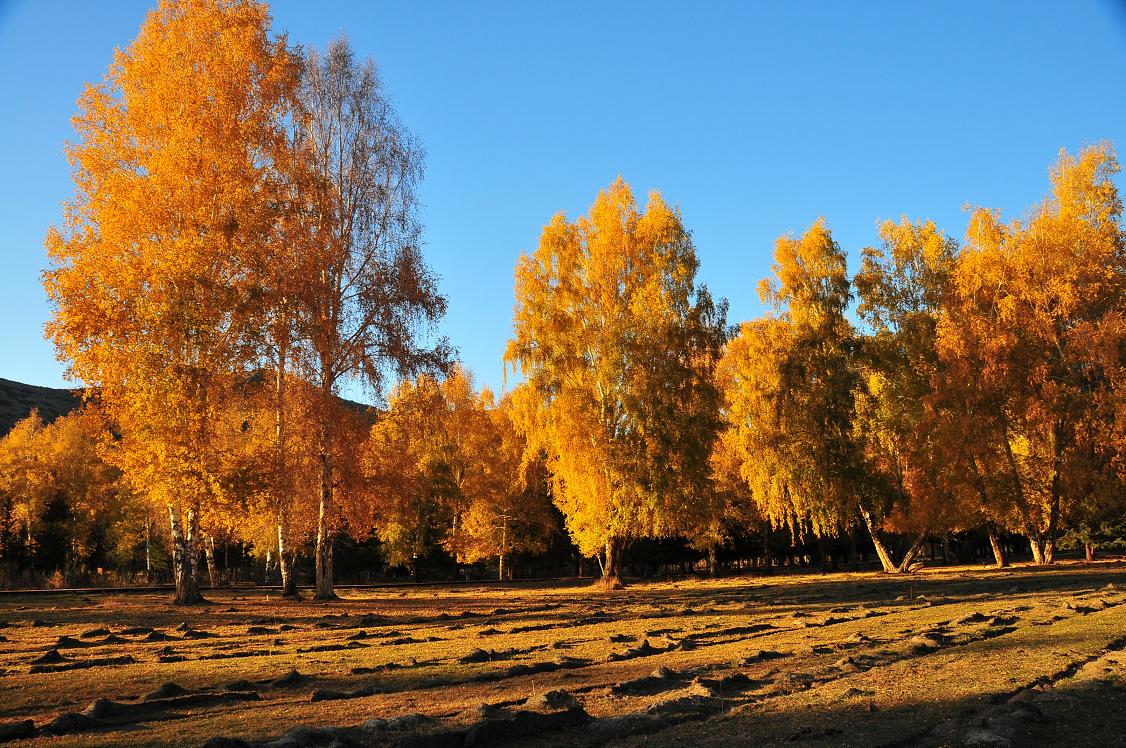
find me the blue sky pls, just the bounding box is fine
[2,1,1124,401]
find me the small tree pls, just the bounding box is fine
[364,375,450,574]
[459,393,557,580]
[0,412,55,558]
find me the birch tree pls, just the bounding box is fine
[43,0,299,603]
[506,179,726,587]
[297,37,448,599]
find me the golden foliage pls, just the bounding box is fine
[42,0,300,600]
[505,179,726,566]
[723,221,862,538]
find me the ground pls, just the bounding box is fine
[1,561,1125,747]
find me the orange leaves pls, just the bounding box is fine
[928,145,1126,549]
[42,0,302,582]
[363,367,553,569]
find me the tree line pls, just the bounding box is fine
[2,0,1123,598]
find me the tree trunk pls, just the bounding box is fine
[1085,542,1096,562]
[168,503,204,605]
[1043,482,1060,565]
[858,503,898,573]
[707,543,718,578]
[273,340,299,599]
[65,539,79,587]
[277,519,299,598]
[143,515,152,582]
[987,524,1009,568]
[1029,536,1046,565]
[599,537,624,589]
[204,535,219,588]
[1040,422,1066,566]
[896,529,929,573]
[498,515,509,581]
[314,415,336,600]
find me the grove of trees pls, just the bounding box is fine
[1,0,1123,596]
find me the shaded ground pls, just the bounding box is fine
[1,560,1124,747]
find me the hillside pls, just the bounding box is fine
[0,376,378,438]
[0,377,83,436]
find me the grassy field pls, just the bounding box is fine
[1,561,1124,747]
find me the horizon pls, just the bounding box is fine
[2,0,1125,403]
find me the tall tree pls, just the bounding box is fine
[722,220,901,570]
[506,179,727,588]
[297,37,448,599]
[43,0,300,603]
[936,144,1125,563]
[248,108,320,599]
[854,218,961,571]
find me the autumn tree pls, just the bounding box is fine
[506,179,727,588]
[364,374,451,573]
[295,37,448,599]
[854,218,962,570]
[431,367,496,566]
[244,107,321,598]
[0,413,55,557]
[723,220,908,571]
[43,0,299,603]
[459,393,557,580]
[936,144,1126,563]
[216,374,322,596]
[362,366,490,575]
[0,408,120,583]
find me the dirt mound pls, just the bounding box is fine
[143,682,192,701]
[524,689,580,711]
[268,669,307,689]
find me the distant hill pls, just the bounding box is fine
[0,378,84,436]
[0,375,378,438]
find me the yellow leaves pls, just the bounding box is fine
[928,144,1126,541]
[1050,142,1122,227]
[363,368,554,567]
[761,218,850,331]
[0,407,119,549]
[507,178,725,556]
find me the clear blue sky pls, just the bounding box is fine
[2,1,1125,401]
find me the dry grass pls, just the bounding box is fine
[1,560,1124,747]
